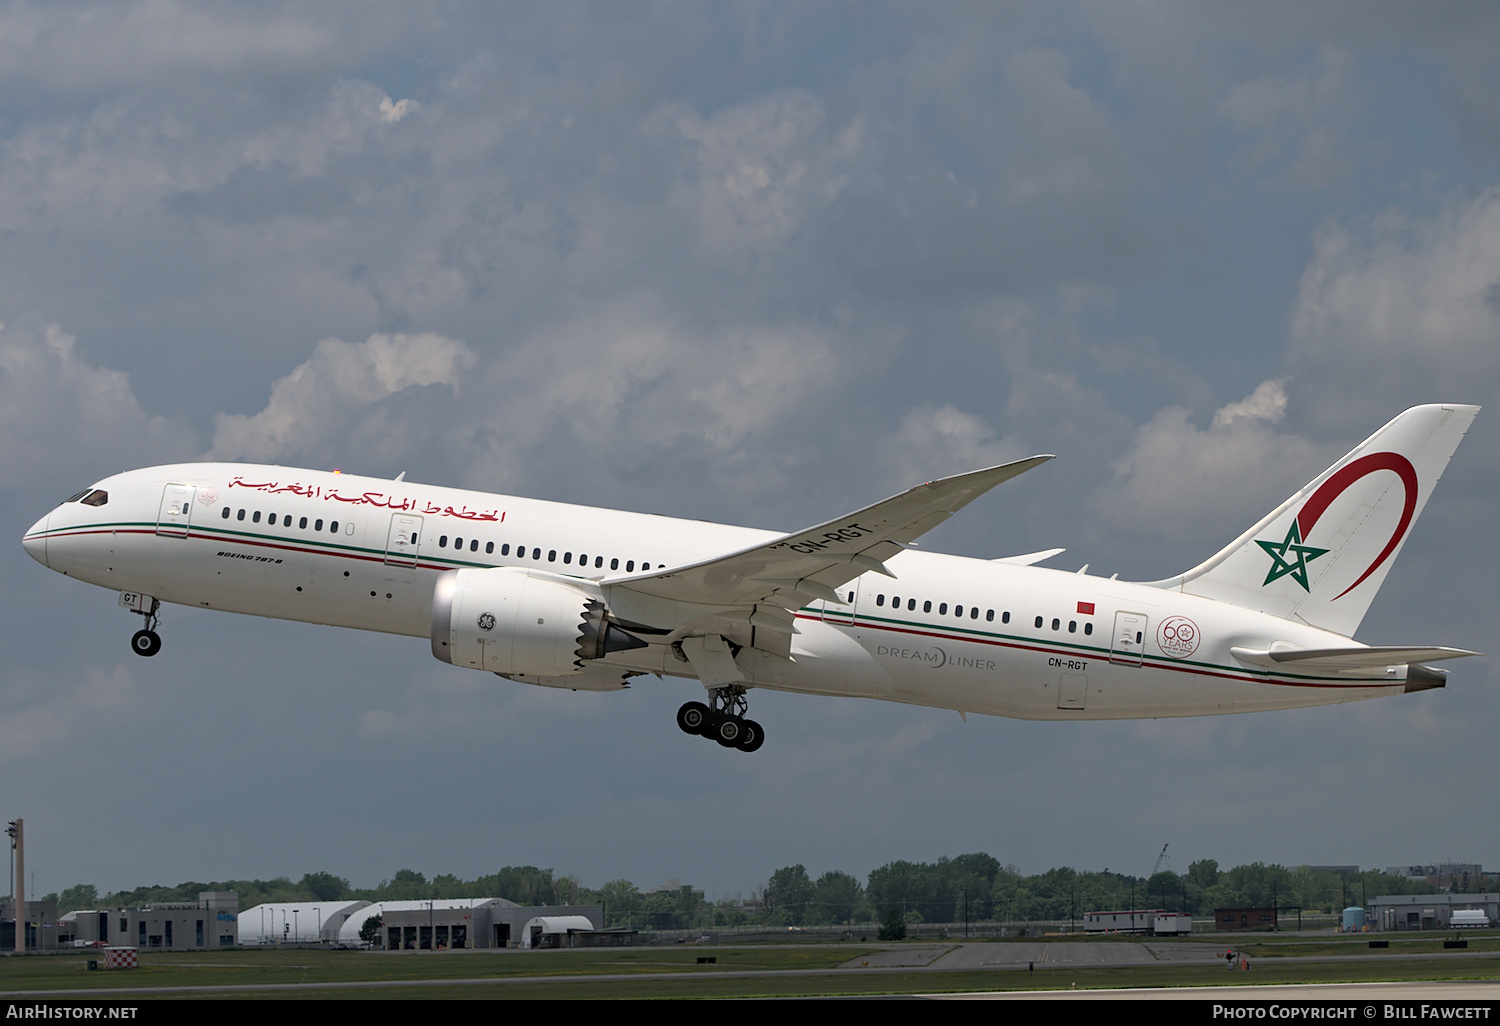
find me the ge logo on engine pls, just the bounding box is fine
[477,612,496,631]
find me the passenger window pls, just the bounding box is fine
[253,511,261,523]
[564,552,572,564]
[548,550,557,562]
[892,596,901,608]
[907,599,916,611]
[1002,611,1010,624]
[941,603,949,615]
[594,556,603,568]
[626,560,635,572]
[610,558,619,570]
[454,537,463,549]
[1068,621,1077,633]
[486,542,494,554]
[268,513,277,525]
[330,521,339,533]
[500,543,510,556]
[970,607,979,620]
[1034,616,1043,629]
[1052,618,1060,631]
[221,507,230,519]
[470,539,478,552]
[299,517,308,529]
[986,609,994,621]
[439,536,448,548]
[238,509,246,521]
[81,490,109,506]
[532,548,541,559]
[923,600,932,613]
[315,519,323,531]
[877,595,885,606]
[1084,623,1093,635]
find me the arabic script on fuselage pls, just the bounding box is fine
[227,477,505,522]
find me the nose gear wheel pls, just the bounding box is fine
[129,598,163,657]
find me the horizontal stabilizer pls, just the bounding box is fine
[1230,645,1481,671]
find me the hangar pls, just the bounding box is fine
[238,897,604,949]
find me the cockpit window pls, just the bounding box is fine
[80,490,109,506]
[64,489,93,503]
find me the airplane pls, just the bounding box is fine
[22,403,1481,753]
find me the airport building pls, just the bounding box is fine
[1214,907,1278,931]
[238,897,605,949]
[59,892,239,949]
[1369,893,1499,931]
[1,899,60,951]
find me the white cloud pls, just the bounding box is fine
[1101,380,1325,544]
[1289,186,1500,409]
[1211,378,1288,430]
[210,331,475,463]
[0,323,185,481]
[379,96,418,123]
[663,91,864,256]
[1217,48,1357,189]
[890,404,1027,484]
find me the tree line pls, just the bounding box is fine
[24,856,1459,932]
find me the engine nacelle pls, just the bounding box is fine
[431,567,645,677]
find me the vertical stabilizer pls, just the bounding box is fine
[1147,404,1479,637]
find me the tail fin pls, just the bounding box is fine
[1147,404,1479,637]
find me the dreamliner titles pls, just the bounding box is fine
[876,644,997,672]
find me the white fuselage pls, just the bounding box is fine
[24,463,1410,720]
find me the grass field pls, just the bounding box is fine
[2,932,1497,999]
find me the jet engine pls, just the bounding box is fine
[431,567,646,677]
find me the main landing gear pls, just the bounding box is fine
[676,685,765,753]
[127,594,162,657]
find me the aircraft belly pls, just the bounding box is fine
[98,530,431,638]
[781,622,895,698]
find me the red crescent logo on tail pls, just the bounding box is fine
[1296,452,1418,600]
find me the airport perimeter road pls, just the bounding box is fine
[934,980,1500,1001]
[927,942,1159,968]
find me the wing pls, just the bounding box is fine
[601,455,1052,660]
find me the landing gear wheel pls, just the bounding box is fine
[676,701,710,736]
[736,719,765,753]
[713,717,741,748]
[131,629,162,657]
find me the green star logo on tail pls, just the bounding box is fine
[1256,522,1329,591]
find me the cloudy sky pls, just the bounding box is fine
[5,2,1499,901]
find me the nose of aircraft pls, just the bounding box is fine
[23,513,49,568]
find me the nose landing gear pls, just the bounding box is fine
[676,685,764,753]
[123,592,162,657]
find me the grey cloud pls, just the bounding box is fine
[165,162,352,225]
[3,3,1499,897]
